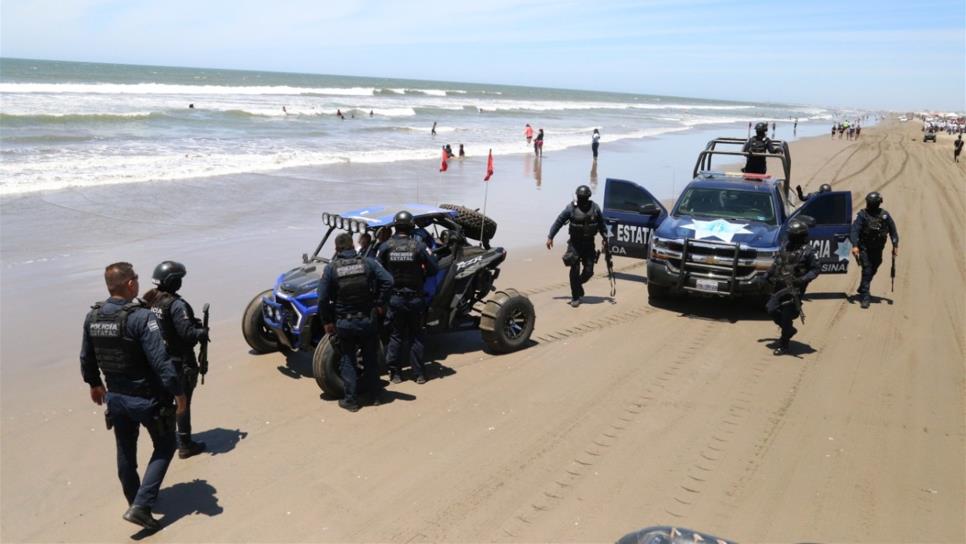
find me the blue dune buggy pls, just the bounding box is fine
[241,203,536,397]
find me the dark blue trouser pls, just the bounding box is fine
[768,296,800,345]
[107,392,176,509]
[858,247,884,297]
[387,292,427,377]
[568,241,596,300]
[336,317,380,402]
[176,366,198,444]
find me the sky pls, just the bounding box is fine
[1,0,963,111]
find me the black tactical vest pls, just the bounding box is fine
[149,292,196,366]
[333,256,373,308]
[859,211,889,247]
[568,202,600,241]
[384,237,423,290]
[744,136,770,174]
[88,301,151,378]
[776,246,810,279]
[746,136,770,154]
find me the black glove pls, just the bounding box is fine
[197,328,211,343]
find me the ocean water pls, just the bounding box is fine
[0,58,840,195]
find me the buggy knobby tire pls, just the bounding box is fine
[439,203,497,241]
[479,288,535,353]
[313,334,387,398]
[242,289,280,353]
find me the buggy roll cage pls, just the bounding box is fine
[306,212,464,261]
[692,137,793,199]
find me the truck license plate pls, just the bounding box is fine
[696,279,719,292]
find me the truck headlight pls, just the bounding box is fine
[752,249,778,270]
[650,237,675,260]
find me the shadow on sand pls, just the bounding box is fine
[190,427,248,456]
[131,479,222,539]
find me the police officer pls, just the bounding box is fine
[795,183,832,202]
[144,261,209,459]
[547,185,608,307]
[318,233,393,412]
[850,192,899,309]
[80,262,186,531]
[742,121,776,174]
[763,220,821,355]
[377,211,439,384]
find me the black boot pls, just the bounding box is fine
[178,436,206,459]
[123,505,161,531]
[338,398,360,412]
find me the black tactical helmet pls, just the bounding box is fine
[393,210,415,232]
[819,184,832,193]
[786,219,809,244]
[865,191,882,207]
[152,261,186,293]
[755,121,768,134]
[575,185,592,201]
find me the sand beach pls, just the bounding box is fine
[1,117,964,542]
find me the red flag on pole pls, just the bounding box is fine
[439,147,448,172]
[483,149,494,181]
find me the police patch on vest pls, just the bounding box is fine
[336,263,365,276]
[147,320,160,332]
[389,252,415,262]
[89,321,120,337]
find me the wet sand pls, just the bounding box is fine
[1,120,963,542]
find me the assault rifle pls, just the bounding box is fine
[199,303,210,384]
[890,253,896,292]
[603,241,616,298]
[768,269,805,324]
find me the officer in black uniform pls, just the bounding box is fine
[763,220,821,355]
[795,183,832,202]
[850,192,899,309]
[377,211,439,384]
[742,121,777,174]
[318,233,394,412]
[80,262,186,531]
[547,185,608,307]
[144,261,209,459]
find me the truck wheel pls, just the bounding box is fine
[480,288,535,353]
[242,289,279,353]
[313,334,387,398]
[647,282,672,302]
[439,203,497,241]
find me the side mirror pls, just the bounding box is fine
[640,203,660,215]
[796,214,816,227]
[302,253,309,263]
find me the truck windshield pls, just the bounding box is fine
[674,187,776,224]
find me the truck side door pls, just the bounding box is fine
[787,191,853,273]
[602,178,668,259]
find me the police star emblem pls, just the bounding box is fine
[679,219,752,243]
[833,238,853,262]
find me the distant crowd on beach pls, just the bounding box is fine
[832,121,862,140]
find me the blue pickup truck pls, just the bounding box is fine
[602,137,854,300]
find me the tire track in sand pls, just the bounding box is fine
[499,321,719,538]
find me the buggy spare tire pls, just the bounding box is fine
[242,289,280,354]
[439,203,497,241]
[313,333,387,398]
[479,288,535,353]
